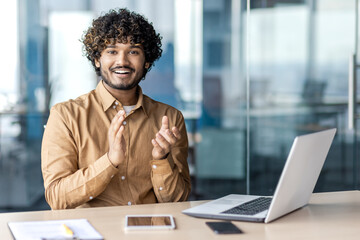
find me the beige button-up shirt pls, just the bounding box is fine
[41,81,191,209]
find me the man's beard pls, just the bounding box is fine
[102,75,141,90]
[100,65,145,91]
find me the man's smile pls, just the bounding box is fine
[110,66,135,75]
[114,70,130,74]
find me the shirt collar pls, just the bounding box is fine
[96,80,149,117]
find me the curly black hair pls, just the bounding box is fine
[82,8,163,77]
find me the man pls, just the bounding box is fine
[41,8,191,209]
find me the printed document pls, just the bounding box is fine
[8,218,103,240]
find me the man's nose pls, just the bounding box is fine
[115,52,130,66]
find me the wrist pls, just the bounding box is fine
[154,152,169,160]
[107,152,119,168]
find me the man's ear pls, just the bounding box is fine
[145,62,150,69]
[95,59,100,68]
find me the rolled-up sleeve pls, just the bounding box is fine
[41,107,118,209]
[150,112,191,202]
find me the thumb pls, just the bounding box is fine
[160,116,169,131]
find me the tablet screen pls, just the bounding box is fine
[127,216,172,226]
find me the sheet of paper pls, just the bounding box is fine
[8,218,103,240]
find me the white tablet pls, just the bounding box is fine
[125,215,176,230]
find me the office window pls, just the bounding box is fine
[1,0,359,212]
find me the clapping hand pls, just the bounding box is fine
[151,116,181,160]
[107,110,126,167]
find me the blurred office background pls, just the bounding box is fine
[1,0,359,212]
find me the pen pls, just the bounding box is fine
[62,223,74,237]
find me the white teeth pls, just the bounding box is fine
[115,70,129,74]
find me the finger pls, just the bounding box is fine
[151,139,167,158]
[117,111,126,127]
[116,125,125,139]
[160,116,169,131]
[151,138,160,148]
[111,110,125,122]
[117,109,125,116]
[109,116,120,139]
[172,127,181,140]
[118,125,126,150]
[155,133,171,150]
[110,110,125,127]
[109,112,125,140]
[152,138,166,154]
[112,125,124,147]
[113,116,124,136]
[160,129,177,145]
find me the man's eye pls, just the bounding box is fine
[129,50,139,55]
[108,51,117,54]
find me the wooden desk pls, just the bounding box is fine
[1,191,359,239]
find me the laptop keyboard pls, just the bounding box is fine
[221,197,272,215]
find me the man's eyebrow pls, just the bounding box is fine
[130,45,144,50]
[104,44,143,50]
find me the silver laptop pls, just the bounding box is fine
[183,128,336,223]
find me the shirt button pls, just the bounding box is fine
[112,105,116,109]
[159,187,163,191]
[152,165,157,169]
[115,102,119,105]
[111,175,114,178]
[128,201,132,206]
[121,176,125,180]
[89,196,93,200]
[123,121,127,125]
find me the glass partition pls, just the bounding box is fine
[194,0,247,199]
[248,0,357,194]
